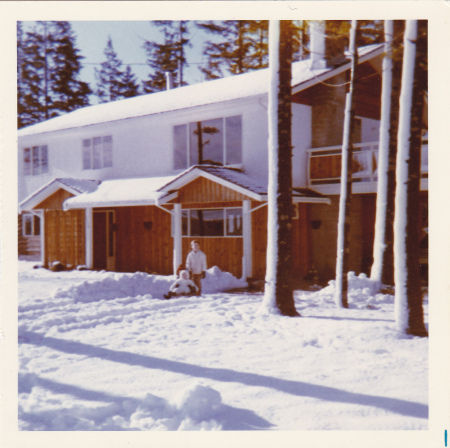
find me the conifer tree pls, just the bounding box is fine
[17,21,91,128]
[95,37,139,103]
[196,20,269,79]
[142,21,190,93]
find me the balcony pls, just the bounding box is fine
[307,141,428,194]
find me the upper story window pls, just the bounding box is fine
[22,213,41,236]
[83,136,113,170]
[174,115,242,170]
[24,145,48,176]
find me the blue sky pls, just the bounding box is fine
[22,21,208,100]
[68,21,207,89]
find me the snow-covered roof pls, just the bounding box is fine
[157,165,330,204]
[18,44,383,138]
[64,175,177,210]
[19,178,100,212]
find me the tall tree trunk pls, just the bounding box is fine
[371,20,404,288]
[262,20,299,317]
[334,20,359,308]
[394,20,428,337]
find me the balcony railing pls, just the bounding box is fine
[307,141,428,187]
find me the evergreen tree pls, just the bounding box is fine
[121,65,140,98]
[196,20,269,79]
[95,37,139,103]
[17,21,91,128]
[142,21,190,93]
[261,20,299,317]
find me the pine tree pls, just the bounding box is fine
[394,20,428,337]
[17,21,91,128]
[121,65,140,98]
[334,20,360,308]
[142,21,190,93]
[95,37,140,103]
[261,20,299,317]
[197,20,270,80]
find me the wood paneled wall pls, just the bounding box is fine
[251,202,312,281]
[44,209,85,268]
[176,177,250,203]
[182,237,243,279]
[112,206,173,275]
[36,189,74,210]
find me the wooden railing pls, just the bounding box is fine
[307,141,428,187]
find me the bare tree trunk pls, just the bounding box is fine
[262,20,299,317]
[394,20,428,337]
[334,20,359,308]
[371,20,404,288]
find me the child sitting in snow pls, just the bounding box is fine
[164,270,198,299]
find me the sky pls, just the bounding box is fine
[23,21,209,101]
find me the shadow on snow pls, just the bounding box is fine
[19,330,428,421]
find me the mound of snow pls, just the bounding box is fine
[19,374,223,431]
[53,267,247,303]
[317,272,394,307]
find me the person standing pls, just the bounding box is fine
[186,240,207,296]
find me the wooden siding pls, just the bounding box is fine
[310,154,342,180]
[251,202,312,282]
[175,177,251,203]
[112,206,173,275]
[44,209,85,268]
[182,237,243,279]
[35,189,75,210]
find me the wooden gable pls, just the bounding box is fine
[173,176,253,204]
[35,188,75,210]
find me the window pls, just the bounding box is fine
[181,208,242,237]
[22,214,41,236]
[83,136,113,170]
[174,115,242,169]
[23,145,48,175]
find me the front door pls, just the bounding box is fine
[93,210,115,270]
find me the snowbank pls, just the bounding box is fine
[19,375,223,431]
[54,266,247,303]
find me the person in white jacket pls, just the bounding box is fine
[164,270,198,299]
[186,240,207,296]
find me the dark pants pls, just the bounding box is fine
[192,274,202,296]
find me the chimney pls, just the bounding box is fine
[310,21,326,70]
[310,20,348,70]
[165,72,174,90]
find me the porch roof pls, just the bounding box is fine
[19,178,100,212]
[64,175,177,210]
[156,165,331,205]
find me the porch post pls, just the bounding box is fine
[242,200,252,280]
[40,210,45,266]
[85,207,93,269]
[173,203,182,274]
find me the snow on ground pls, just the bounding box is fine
[18,260,428,431]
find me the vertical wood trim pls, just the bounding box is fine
[85,208,93,268]
[173,204,182,273]
[242,200,252,279]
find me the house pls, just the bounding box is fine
[18,34,428,285]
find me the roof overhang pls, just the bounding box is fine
[156,167,265,204]
[19,179,82,212]
[292,44,385,96]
